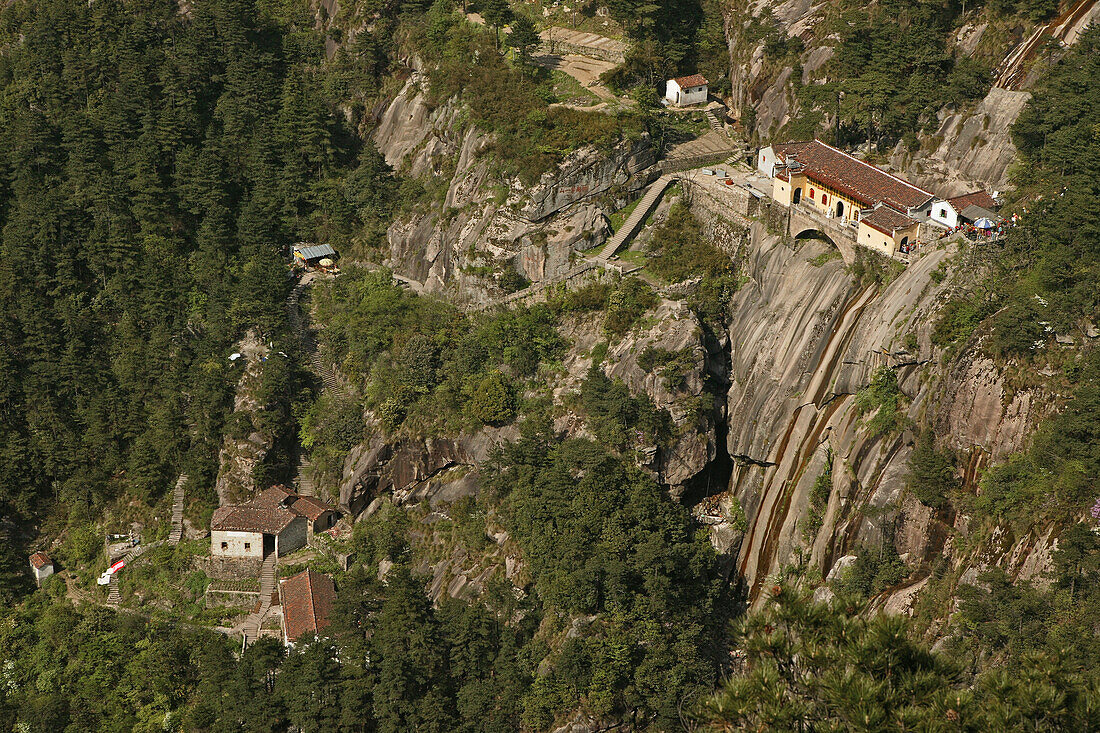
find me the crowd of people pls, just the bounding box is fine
[937,212,1020,242]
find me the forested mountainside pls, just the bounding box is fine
[2,0,1100,729]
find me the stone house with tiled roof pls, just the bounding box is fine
[929,190,999,229]
[211,486,337,559]
[280,569,336,647]
[764,140,935,221]
[250,486,337,543]
[858,204,921,257]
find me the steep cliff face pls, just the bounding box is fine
[706,221,1052,612]
[372,75,657,304]
[342,21,1069,628]
[888,86,1032,196]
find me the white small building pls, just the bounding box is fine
[664,74,708,107]
[757,145,778,178]
[29,552,54,586]
[929,191,998,228]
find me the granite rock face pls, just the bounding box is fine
[889,86,1031,196]
[372,76,656,306]
[712,223,1050,612]
[723,0,1038,195]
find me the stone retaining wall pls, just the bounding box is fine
[682,179,755,258]
[193,555,262,581]
[205,587,260,609]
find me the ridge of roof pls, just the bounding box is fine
[672,73,707,87]
[281,569,336,642]
[946,190,997,211]
[211,504,297,534]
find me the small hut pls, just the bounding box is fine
[29,552,54,586]
[292,243,337,270]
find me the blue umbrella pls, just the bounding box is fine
[974,217,996,229]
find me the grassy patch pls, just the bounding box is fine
[549,69,599,105]
[808,249,842,267]
[609,197,642,232]
[616,249,649,267]
[853,366,911,440]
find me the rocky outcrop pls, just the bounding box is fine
[339,426,516,515]
[709,217,1055,615]
[890,87,1031,196]
[516,138,657,222]
[214,330,274,506]
[558,299,720,489]
[373,76,656,305]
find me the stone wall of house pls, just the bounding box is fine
[33,565,54,585]
[277,517,308,556]
[211,529,264,559]
[306,511,337,543]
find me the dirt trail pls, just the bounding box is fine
[533,53,619,100]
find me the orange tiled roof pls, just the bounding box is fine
[252,485,296,509]
[946,190,997,211]
[774,140,934,212]
[289,495,333,522]
[861,205,918,236]
[281,569,336,643]
[214,486,335,533]
[673,74,708,88]
[30,552,52,569]
[211,505,297,534]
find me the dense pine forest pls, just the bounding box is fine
[0,0,388,583]
[2,0,1100,728]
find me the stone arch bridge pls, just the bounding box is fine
[786,205,858,265]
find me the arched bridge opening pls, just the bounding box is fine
[793,226,840,251]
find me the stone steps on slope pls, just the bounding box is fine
[596,173,674,260]
[168,473,187,544]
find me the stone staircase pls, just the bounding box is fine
[596,173,676,260]
[296,456,316,497]
[704,108,724,133]
[168,473,187,545]
[105,537,165,607]
[245,553,278,642]
[107,574,121,605]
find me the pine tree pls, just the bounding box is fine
[505,15,539,66]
